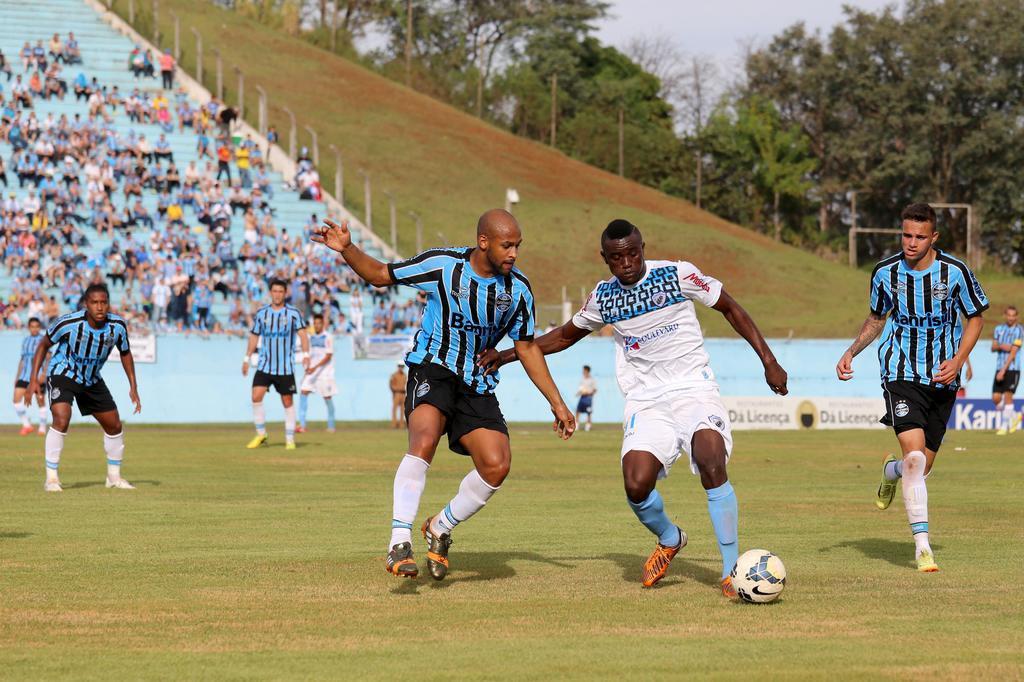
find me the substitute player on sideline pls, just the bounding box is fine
[837,203,987,572]
[297,313,337,433]
[311,210,575,581]
[26,284,141,492]
[478,219,788,597]
[992,305,1022,435]
[243,279,310,450]
[13,317,48,436]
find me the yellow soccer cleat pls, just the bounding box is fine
[285,441,297,451]
[876,454,899,510]
[916,549,939,573]
[246,434,268,449]
[1010,413,1022,434]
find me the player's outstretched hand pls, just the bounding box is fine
[129,387,142,414]
[932,359,962,386]
[836,350,854,381]
[765,359,789,395]
[310,219,352,253]
[475,348,504,375]
[241,360,249,376]
[551,402,576,440]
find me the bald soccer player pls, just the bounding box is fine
[311,210,575,581]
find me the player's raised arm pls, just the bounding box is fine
[310,219,393,287]
[513,338,576,439]
[711,290,788,395]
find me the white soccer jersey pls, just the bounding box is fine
[578,376,597,396]
[307,332,335,378]
[572,260,722,401]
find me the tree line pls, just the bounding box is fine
[224,0,1024,271]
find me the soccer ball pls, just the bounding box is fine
[730,549,786,604]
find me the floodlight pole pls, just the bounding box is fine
[190,27,202,85]
[234,66,244,119]
[254,85,267,137]
[281,106,297,160]
[170,11,180,61]
[385,191,397,250]
[409,211,422,253]
[212,48,223,100]
[328,144,343,206]
[358,169,372,230]
[303,125,319,167]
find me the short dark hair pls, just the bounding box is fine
[1008,305,1018,314]
[583,365,591,372]
[312,313,324,321]
[269,279,288,290]
[900,203,936,227]
[84,283,110,300]
[602,219,640,243]
[28,316,41,326]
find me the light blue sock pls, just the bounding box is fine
[627,489,681,547]
[298,393,309,429]
[706,481,738,579]
[325,397,335,430]
[884,459,903,481]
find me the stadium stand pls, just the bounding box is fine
[0,0,422,336]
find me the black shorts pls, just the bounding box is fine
[992,370,1020,395]
[48,375,117,416]
[253,370,296,396]
[880,381,957,452]
[404,362,507,456]
[14,379,29,389]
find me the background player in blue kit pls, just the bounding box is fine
[12,317,48,436]
[26,284,142,492]
[837,203,987,572]
[243,279,310,451]
[991,305,1022,435]
[311,210,575,581]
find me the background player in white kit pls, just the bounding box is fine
[576,365,597,432]
[298,313,337,433]
[479,219,788,597]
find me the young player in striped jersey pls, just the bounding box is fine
[26,284,142,492]
[311,210,575,581]
[12,317,48,436]
[837,203,987,572]
[297,313,336,433]
[992,305,1022,435]
[242,279,310,451]
[477,219,789,598]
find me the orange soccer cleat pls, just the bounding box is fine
[641,528,687,588]
[720,575,738,599]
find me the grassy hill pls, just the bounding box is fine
[116,1,1019,336]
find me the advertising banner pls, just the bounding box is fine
[723,397,887,431]
[108,334,157,363]
[947,399,1022,430]
[351,334,414,360]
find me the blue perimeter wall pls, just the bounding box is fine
[0,333,1008,424]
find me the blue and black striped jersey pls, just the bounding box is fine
[46,310,131,387]
[993,323,1023,372]
[387,247,535,394]
[251,304,305,375]
[18,333,44,383]
[869,249,988,389]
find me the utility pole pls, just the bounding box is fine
[358,169,372,230]
[328,144,344,206]
[190,27,202,85]
[152,0,159,43]
[282,106,297,160]
[212,48,223,100]
[405,0,413,87]
[385,191,398,251]
[303,125,319,167]
[235,67,244,119]
[170,11,179,61]
[617,106,624,177]
[549,73,557,146]
[409,211,423,253]
[254,85,267,137]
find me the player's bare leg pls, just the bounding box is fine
[622,450,686,588]
[34,387,47,435]
[247,385,269,448]
[386,404,445,579]
[297,390,311,434]
[281,392,296,450]
[13,384,33,435]
[691,429,739,598]
[894,429,938,571]
[43,401,71,491]
[423,428,510,581]
[94,409,133,490]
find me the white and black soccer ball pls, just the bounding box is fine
[730,549,786,604]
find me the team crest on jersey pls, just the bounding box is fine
[416,381,431,398]
[894,400,910,418]
[651,291,668,307]
[495,292,513,312]
[931,281,948,301]
[50,387,60,400]
[709,415,725,430]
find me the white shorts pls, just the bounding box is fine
[620,388,733,478]
[300,368,337,397]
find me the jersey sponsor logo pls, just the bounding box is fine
[892,312,953,328]
[622,324,680,351]
[931,281,948,301]
[451,287,471,300]
[416,381,431,398]
[894,400,910,418]
[683,272,711,293]
[450,313,498,335]
[261,329,294,338]
[495,292,513,312]
[972,277,984,298]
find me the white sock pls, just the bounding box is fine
[432,469,499,535]
[14,400,29,427]
[104,431,125,480]
[38,405,48,431]
[284,405,296,442]
[45,427,65,481]
[389,454,429,549]
[1003,404,1015,427]
[884,459,903,481]
[901,451,931,555]
[252,402,266,436]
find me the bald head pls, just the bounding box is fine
[477,208,521,239]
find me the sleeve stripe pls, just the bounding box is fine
[936,254,986,311]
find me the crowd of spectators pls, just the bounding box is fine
[0,37,416,337]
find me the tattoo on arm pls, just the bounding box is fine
[848,315,886,357]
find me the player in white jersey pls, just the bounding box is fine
[298,313,337,433]
[576,365,597,432]
[478,220,788,597]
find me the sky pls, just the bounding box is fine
[596,0,897,73]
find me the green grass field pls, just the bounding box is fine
[1,423,1022,680]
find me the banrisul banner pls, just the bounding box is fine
[947,399,1022,430]
[723,397,887,431]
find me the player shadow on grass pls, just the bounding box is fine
[63,479,162,490]
[595,552,723,589]
[819,538,944,569]
[391,551,574,594]
[0,531,32,539]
